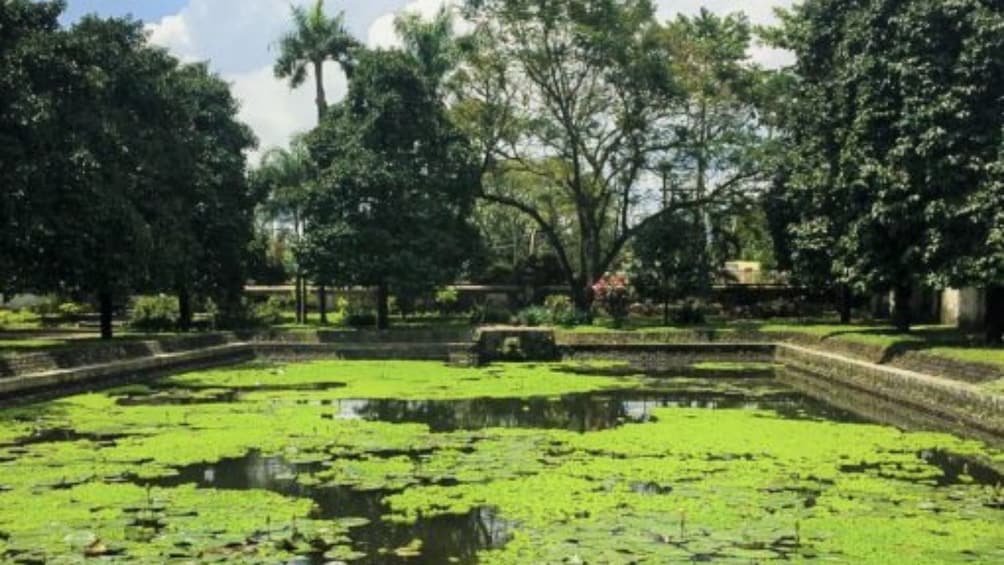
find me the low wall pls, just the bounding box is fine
[0,343,253,400]
[2,328,1001,442]
[560,343,775,369]
[0,333,236,379]
[777,343,1004,439]
[475,327,558,362]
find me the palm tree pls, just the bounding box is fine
[273,0,359,322]
[394,6,458,92]
[274,0,358,122]
[254,142,314,324]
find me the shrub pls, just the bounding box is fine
[469,304,512,325]
[0,309,41,329]
[499,336,524,360]
[254,296,285,326]
[345,312,377,328]
[671,299,707,325]
[516,306,551,326]
[57,301,92,316]
[592,273,633,327]
[130,295,180,332]
[434,287,460,314]
[544,295,579,326]
[26,295,67,316]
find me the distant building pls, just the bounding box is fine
[722,261,762,285]
[940,288,987,330]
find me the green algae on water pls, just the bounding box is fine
[0,360,1001,564]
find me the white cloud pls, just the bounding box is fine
[144,0,794,165]
[228,64,348,163]
[367,0,462,48]
[145,0,354,163]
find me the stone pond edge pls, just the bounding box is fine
[0,328,1000,440]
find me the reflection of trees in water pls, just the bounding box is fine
[347,391,812,433]
[352,396,637,432]
[145,451,509,564]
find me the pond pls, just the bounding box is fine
[0,360,1001,563]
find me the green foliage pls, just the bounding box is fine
[469,304,512,325]
[631,209,711,304]
[544,295,578,327]
[434,287,460,314]
[56,301,91,316]
[305,50,482,329]
[515,306,550,327]
[0,309,40,329]
[0,360,999,563]
[129,295,180,332]
[253,296,286,326]
[344,311,378,328]
[670,298,708,325]
[770,0,1004,332]
[0,3,256,338]
[274,0,358,107]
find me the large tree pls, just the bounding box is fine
[0,0,67,294]
[455,0,765,311]
[306,50,481,329]
[274,0,360,323]
[166,63,258,329]
[1,3,257,338]
[772,0,1003,335]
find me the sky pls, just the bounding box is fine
[59,0,795,162]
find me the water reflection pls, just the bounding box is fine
[139,451,510,565]
[319,387,849,433]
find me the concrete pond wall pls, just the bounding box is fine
[1,327,1001,442]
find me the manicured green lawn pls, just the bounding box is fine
[560,318,1004,371]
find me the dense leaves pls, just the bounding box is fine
[305,51,481,328]
[0,0,256,337]
[770,0,1004,335]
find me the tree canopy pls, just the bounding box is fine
[769,0,1004,335]
[0,0,257,338]
[305,50,482,328]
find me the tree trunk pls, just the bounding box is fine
[376,282,390,330]
[838,284,852,324]
[314,61,327,121]
[892,283,912,333]
[985,285,1003,345]
[570,280,593,321]
[318,284,328,325]
[178,286,192,332]
[99,290,114,340]
[294,274,304,324]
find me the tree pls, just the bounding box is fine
[771,0,1004,335]
[252,141,315,322]
[661,9,767,261]
[274,0,360,323]
[306,50,481,329]
[632,207,710,324]
[167,63,258,329]
[1,4,257,338]
[394,5,459,92]
[0,0,67,294]
[456,0,765,312]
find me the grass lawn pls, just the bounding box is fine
[559,317,1004,371]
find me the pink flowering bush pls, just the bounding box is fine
[592,272,632,327]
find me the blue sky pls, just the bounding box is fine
[59,0,188,24]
